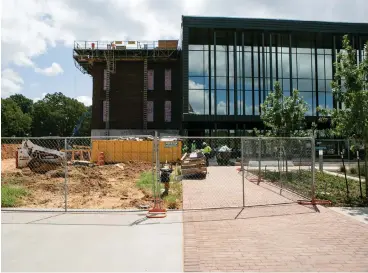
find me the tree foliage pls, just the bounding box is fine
[1,93,91,137]
[32,93,88,137]
[318,35,368,200]
[9,94,34,114]
[320,35,368,141]
[1,98,32,137]
[260,81,309,137]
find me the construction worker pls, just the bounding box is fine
[191,140,197,152]
[182,143,189,154]
[202,142,212,166]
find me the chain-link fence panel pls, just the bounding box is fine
[1,137,67,210]
[177,136,244,210]
[241,137,314,205]
[64,136,156,210]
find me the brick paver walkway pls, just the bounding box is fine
[182,167,368,272]
[183,166,301,210]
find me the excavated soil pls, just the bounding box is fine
[1,159,153,209]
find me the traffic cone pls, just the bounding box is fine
[97,152,105,166]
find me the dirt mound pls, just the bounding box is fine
[1,161,153,209]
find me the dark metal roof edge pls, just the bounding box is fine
[182,15,368,33]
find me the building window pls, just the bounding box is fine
[165,101,171,122]
[147,101,154,122]
[165,69,172,91]
[148,70,154,91]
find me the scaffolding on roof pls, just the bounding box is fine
[73,40,180,75]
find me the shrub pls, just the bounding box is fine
[349,167,357,175]
[340,165,346,173]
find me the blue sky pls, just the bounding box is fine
[2,46,92,103]
[1,0,367,107]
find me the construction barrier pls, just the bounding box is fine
[91,139,182,163]
[1,144,21,159]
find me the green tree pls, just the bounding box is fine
[260,81,309,137]
[1,98,32,137]
[259,82,309,173]
[32,92,88,136]
[9,94,34,114]
[319,35,368,199]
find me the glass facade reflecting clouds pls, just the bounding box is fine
[187,30,367,117]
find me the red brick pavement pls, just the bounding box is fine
[182,167,368,272]
[182,166,299,210]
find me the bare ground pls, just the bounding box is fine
[1,159,153,209]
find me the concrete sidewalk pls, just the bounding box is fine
[1,211,183,272]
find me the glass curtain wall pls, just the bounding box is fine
[188,30,367,116]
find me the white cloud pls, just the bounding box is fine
[75,95,92,106]
[1,69,24,98]
[13,52,36,67]
[1,0,367,103]
[2,0,367,70]
[189,79,249,115]
[34,62,64,76]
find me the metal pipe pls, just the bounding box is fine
[64,138,68,212]
[155,131,160,202]
[357,151,363,199]
[258,138,262,184]
[311,137,316,201]
[341,150,349,198]
[241,138,245,207]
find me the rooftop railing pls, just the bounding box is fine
[74,40,180,51]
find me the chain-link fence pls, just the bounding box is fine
[241,137,315,205]
[1,135,321,211]
[1,137,67,210]
[1,136,158,211]
[177,137,243,210]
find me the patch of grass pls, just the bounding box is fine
[136,170,183,209]
[1,184,27,207]
[163,180,183,209]
[251,169,367,207]
[136,171,157,195]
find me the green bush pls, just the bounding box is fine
[1,185,27,207]
[349,163,366,176]
[350,167,357,174]
[340,165,346,173]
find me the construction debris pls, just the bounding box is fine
[180,151,207,178]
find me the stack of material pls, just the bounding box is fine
[216,145,232,166]
[180,150,207,178]
[115,136,154,141]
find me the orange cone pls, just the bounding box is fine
[97,152,105,166]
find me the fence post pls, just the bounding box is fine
[151,133,156,201]
[64,138,68,212]
[155,131,160,201]
[258,138,262,184]
[347,139,350,167]
[311,136,316,201]
[241,138,245,207]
